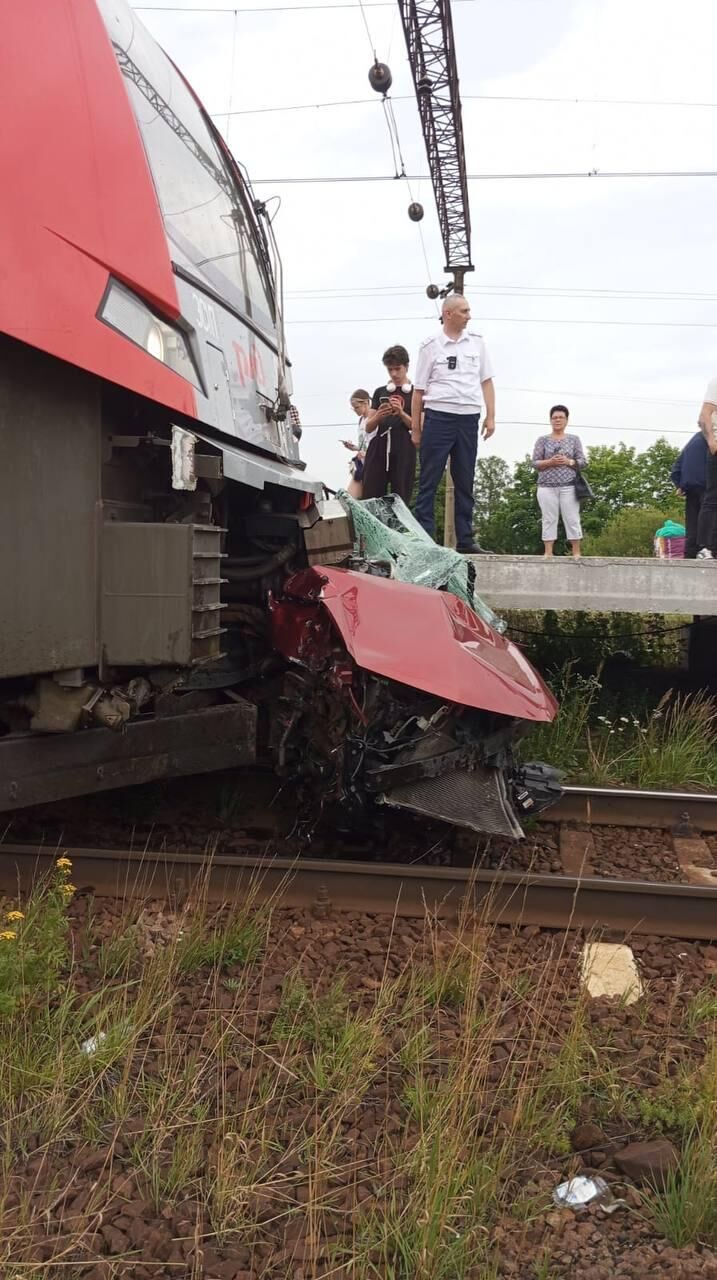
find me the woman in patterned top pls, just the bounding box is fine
[532,405,587,558]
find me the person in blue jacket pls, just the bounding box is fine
[670,431,709,558]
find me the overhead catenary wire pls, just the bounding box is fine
[211,93,717,117]
[286,313,717,328]
[223,6,240,145]
[295,420,693,435]
[285,282,717,302]
[138,1,477,10]
[355,0,378,58]
[378,95,439,313]
[251,169,717,183]
[295,384,698,407]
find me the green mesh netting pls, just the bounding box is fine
[338,491,506,633]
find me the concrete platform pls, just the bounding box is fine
[468,555,717,616]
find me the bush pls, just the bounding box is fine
[583,504,683,558]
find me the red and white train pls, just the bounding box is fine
[0,0,559,837]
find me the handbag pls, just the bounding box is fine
[573,466,594,502]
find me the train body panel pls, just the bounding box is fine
[1,0,302,467]
[1,0,190,412]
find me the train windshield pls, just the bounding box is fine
[99,0,276,338]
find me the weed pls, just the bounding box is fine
[520,668,717,788]
[398,1023,433,1073]
[518,667,601,776]
[533,1247,559,1280]
[273,972,348,1047]
[133,1104,209,1207]
[516,995,593,1154]
[628,692,717,790]
[684,981,717,1034]
[402,1075,442,1124]
[0,856,74,1016]
[97,926,138,978]
[421,956,469,1009]
[649,1126,717,1247]
[175,907,264,973]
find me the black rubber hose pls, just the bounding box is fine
[223,540,295,582]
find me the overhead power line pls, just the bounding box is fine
[286,285,717,305]
[212,93,717,118]
[137,0,476,10]
[286,313,717,328]
[298,419,692,435]
[286,281,717,302]
[297,383,697,407]
[252,169,717,184]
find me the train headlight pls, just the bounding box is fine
[99,280,202,390]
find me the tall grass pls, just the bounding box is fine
[649,1126,717,1248]
[520,668,717,789]
[518,667,602,776]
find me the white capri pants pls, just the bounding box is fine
[537,484,583,541]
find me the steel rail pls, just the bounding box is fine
[2,843,716,940]
[545,785,717,832]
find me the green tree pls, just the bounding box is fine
[632,438,682,507]
[474,456,511,525]
[476,458,544,553]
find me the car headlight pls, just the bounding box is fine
[99,280,202,390]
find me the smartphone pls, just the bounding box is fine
[379,395,390,404]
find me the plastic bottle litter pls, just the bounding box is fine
[552,1175,611,1209]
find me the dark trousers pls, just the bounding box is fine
[362,425,416,504]
[414,409,479,546]
[684,486,704,558]
[696,452,717,554]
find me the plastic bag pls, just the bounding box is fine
[338,491,507,633]
[655,519,686,538]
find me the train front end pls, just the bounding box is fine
[0,0,560,838]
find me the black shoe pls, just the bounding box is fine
[456,542,492,555]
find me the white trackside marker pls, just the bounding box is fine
[581,942,643,1004]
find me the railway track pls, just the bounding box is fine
[548,784,717,832]
[3,786,717,940]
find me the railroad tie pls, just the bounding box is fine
[559,827,594,877]
[672,834,717,888]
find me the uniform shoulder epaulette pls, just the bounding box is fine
[417,334,436,351]
[466,329,484,339]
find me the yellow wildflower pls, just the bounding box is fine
[60,884,76,896]
[5,911,24,922]
[0,930,17,941]
[56,856,73,870]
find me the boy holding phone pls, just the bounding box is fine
[361,345,417,503]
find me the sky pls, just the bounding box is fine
[135,0,717,489]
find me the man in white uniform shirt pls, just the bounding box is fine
[411,294,495,553]
[696,375,717,558]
